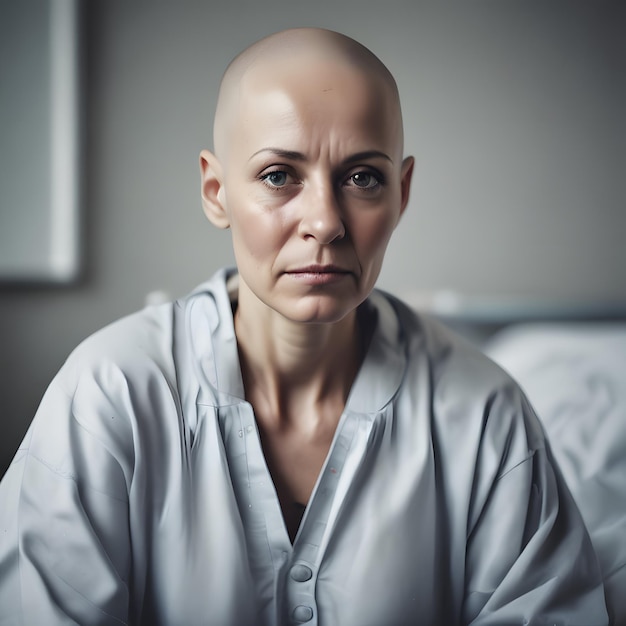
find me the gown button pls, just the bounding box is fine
[292,605,314,622]
[290,564,313,582]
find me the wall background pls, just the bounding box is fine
[1,0,624,473]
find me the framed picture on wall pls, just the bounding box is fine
[0,0,80,284]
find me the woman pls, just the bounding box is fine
[0,28,608,625]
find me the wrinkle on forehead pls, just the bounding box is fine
[213,28,403,161]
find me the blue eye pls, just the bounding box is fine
[261,171,289,187]
[349,171,381,189]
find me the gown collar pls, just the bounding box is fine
[187,268,408,414]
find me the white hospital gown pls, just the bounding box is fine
[0,269,608,625]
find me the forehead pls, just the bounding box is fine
[230,56,401,158]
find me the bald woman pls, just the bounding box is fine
[0,29,608,625]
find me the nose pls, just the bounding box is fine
[297,179,346,244]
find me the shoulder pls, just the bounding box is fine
[379,294,554,546]
[22,273,232,473]
[69,302,175,369]
[78,301,176,365]
[46,269,232,415]
[55,268,239,415]
[24,303,179,474]
[376,289,545,458]
[59,269,234,395]
[375,289,514,393]
[50,303,178,411]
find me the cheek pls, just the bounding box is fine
[228,202,287,267]
[231,219,270,265]
[352,211,399,258]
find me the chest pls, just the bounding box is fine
[137,402,447,626]
[256,416,338,542]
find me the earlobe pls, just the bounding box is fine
[399,156,415,216]
[199,149,230,229]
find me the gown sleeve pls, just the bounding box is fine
[0,355,134,625]
[462,388,609,625]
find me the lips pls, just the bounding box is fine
[284,264,352,285]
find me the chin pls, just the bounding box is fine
[278,294,363,325]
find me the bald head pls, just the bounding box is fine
[199,28,414,322]
[213,28,403,159]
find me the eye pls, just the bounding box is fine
[347,170,383,190]
[260,170,290,188]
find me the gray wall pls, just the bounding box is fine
[1,0,624,473]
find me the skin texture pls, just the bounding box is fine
[199,28,414,540]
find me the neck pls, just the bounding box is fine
[234,287,362,429]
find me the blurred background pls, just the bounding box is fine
[1,0,624,474]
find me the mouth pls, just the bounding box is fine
[285,265,352,285]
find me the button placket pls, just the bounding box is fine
[284,559,316,624]
[282,413,363,625]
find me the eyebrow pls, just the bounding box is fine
[249,148,306,162]
[248,148,393,164]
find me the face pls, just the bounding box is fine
[202,58,413,325]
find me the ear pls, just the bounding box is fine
[399,156,415,217]
[199,149,230,229]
